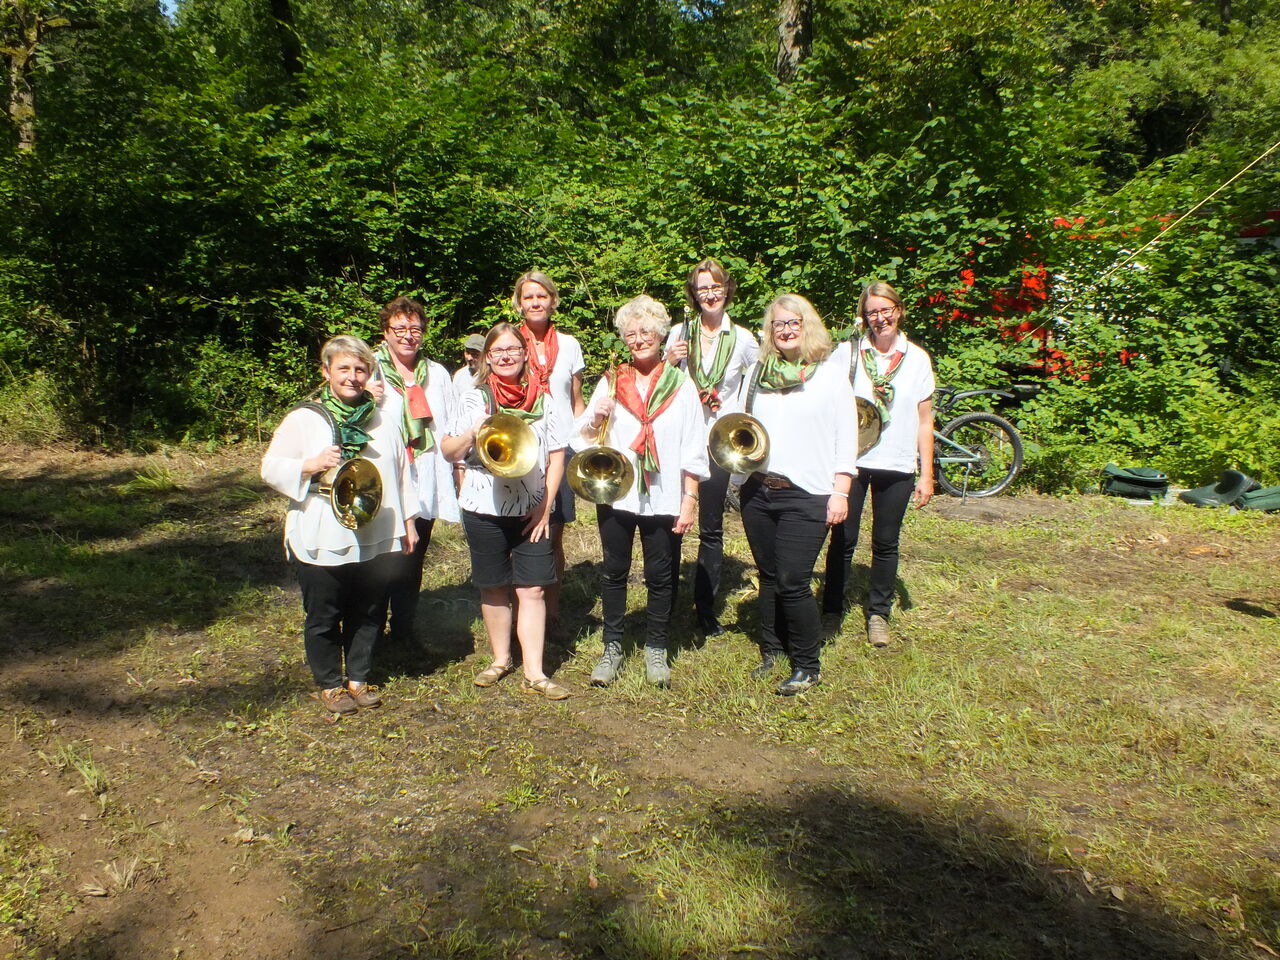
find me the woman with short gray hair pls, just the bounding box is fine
[574,295,708,687]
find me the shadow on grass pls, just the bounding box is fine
[0,462,286,662]
[393,785,1232,960]
[1225,597,1276,618]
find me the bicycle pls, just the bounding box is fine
[931,384,1035,498]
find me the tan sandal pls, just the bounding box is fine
[474,661,515,688]
[521,677,571,701]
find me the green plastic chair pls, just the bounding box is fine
[1236,485,1280,512]
[1177,470,1260,508]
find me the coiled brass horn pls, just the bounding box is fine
[567,364,634,504]
[317,457,383,530]
[476,412,539,479]
[856,398,883,457]
[708,412,770,473]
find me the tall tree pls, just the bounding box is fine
[775,0,811,81]
[1,0,74,151]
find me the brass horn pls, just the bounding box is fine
[708,412,770,473]
[318,457,383,530]
[856,398,883,457]
[567,363,634,504]
[476,412,539,479]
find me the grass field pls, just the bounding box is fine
[1,443,1278,959]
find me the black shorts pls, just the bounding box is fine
[461,509,557,588]
[550,471,576,525]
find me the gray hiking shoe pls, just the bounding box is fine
[591,642,625,687]
[644,645,671,686]
[867,614,891,648]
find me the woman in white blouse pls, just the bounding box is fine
[663,258,759,637]
[823,281,935,648]
[510,270,586,628]
[260,336,419,715]
[734,295,857,696]
[576,295,708,687]
[371,296,460,649]
[442,323,570,700]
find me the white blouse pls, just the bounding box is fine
[573,372,710,517]
[831,337,935,475]
[728,353,858,496]
[377,357,461,524]
[260,405,417,566]
[663,313,760,443]
[453,387,567,518]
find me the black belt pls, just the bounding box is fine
[760,472,794,490]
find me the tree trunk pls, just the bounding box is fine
[3,1,73,153]
[3,0,39,151]
[775,0,812,82]
[267,0,303,78]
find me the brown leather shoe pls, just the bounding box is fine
[867,615,891,648]
[320,686,358,715]
[346,682,382,708]
[474,661,515,688]
[521,677,571,700]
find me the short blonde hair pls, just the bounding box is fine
[321,335,375,371]
[614,295,672,341]
[510,270,560,316]
[858,281,907,323]
[760,294,833,365]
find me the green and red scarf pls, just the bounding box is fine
[375,343,435,457]
[686,321,737,412]
[486,374,545,422]
[318,386,375,460]
[860,338,906,422]
[756,352,814,392]
[615,361,684,493]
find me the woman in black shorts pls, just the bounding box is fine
[443,323,570,699]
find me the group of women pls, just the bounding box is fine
[260,263,935,715]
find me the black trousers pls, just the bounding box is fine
[692,459,732,623]
[740,478,829,674]
[597,504,681,650]
[823,468,914,618]
[383,517,436,643]
[294,551,400,688]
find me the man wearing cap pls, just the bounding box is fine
[452,333,486,397]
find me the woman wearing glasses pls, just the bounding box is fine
[373,296,461,649]
[510,271,586,629]
[663,259,759,637]
[442,323,570,699]
[576,295,707,687]
[735,295,857,696]
[823,282,934,648]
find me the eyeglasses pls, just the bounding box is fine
[623,329,659,343]
[695,284,726,297]
[488,346,526,358]
[864,307,900,322]
[770,318,803,331]
[389,326,424,339]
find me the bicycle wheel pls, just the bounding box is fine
[935,412,1024,498]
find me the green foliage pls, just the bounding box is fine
[0,0,1276,474]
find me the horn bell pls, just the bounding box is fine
[476,412,539,479]
[319,456,383,530]
[856,398,883,457]
[708,413,770,473]
[567,445,636,505]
